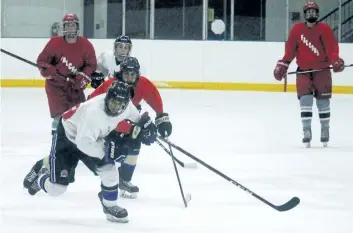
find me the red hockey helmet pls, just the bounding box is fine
[303,2,319,13]
[62,13,79,39]
[303,2,319,23]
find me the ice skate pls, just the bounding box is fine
[119,179,139,199]
[302,128,312,148]
[26,167,49,196]
[320,127,329,147]
[97,192,129,223]
[23,160,43,189]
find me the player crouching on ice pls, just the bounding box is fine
[23,81,157,223]
[88,56,173,198]
[273,1,345,148]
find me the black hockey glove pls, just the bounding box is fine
[90,71,105,89]
[155,113,172,137]
[130,112,157,146]
[104,138,127,163]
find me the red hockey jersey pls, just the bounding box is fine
[37,36,97,117]
[89,76,164,115]
[282,22,339,70]
[37,36,97,80]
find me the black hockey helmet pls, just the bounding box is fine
[114,35,132,62]
[118,56,141,87]
[104,81,131,116]
[303,2,319,23]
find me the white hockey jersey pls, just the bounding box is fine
[96,51,121,77]
[62,94,140,159]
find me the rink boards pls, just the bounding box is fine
[1,38,352,94]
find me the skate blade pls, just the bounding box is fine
[322,142,328,147]
[106,214,129,223]
[304,142,311,148]
[119,190,138,199]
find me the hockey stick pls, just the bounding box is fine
[1,48,69,81]
[164,138,191,207]
[288,64,353,75]
[155,139,198,169]
[157,136,300,212]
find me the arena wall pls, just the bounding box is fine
[1,38,352,94]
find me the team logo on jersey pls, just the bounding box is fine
[60,170,68,178]
[300,34,319,56]
[61,56,78,74]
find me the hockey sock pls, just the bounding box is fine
[118,163,136,182]
[38,174,67,196]
[299,95,313,129]
[38,173,50,193]
[316,99,330,129]
[101,183,119,207]
[118,154,138,181]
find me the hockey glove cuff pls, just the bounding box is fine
[155,112,172,137]
[104,139,126,163]
[332,58,345,73]
[273,60,289,81]
[91,71,105,89]
[74,72,91,90]
[130,112,157,145]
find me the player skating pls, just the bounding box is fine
[89,56,172,198]
[273,1,345,147]
[24,81,157,223]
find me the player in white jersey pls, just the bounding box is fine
[23,81,157,223]
[22,36,132,186]
[91,35,132,88]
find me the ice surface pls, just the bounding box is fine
[1,88,352,233]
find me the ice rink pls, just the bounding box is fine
[1,88,352,233]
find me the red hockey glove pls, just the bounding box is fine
[273,60,289,81]
[73,72,91,90]
[332,58,345,73]
[40,65,57,79]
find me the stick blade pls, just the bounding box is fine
[183,162,198,169]
[274,197,300,212]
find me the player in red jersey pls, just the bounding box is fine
[25,13,97,189]
[273,1,345,148]
[89,56,172,198]
[37,13,97,134]
[89,57,164,115]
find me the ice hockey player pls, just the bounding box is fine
[23,81,157,223]
[89,56,172,198]
[273,1,345,148]
[37,13,97,134]
[90,35,132,89]
[34,12,97,183]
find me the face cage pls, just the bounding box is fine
[114,43,132,61]
[304,9,319,22]
[63,21,79,38]
[106,98,128,116]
